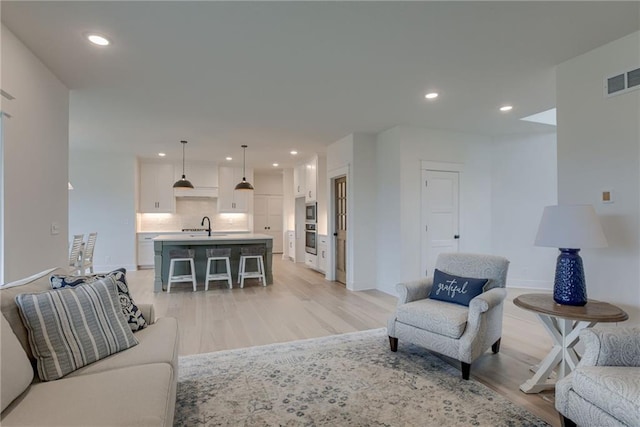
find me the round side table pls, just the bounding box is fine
[513,293,628,394]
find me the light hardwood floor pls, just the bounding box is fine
[128,256,560,426]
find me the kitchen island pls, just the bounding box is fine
[153,233,273,292]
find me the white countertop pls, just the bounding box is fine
[153,233,273,242]
[138,230,250,234]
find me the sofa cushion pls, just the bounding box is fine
[15,277,139,381]
[65,317,179,378]
[396,298,468,339]
[0,363,175,427]
[429,269,489,307]
[572,366,640,427]
[0,315,34,412]
[50,268,147,332]
[0,267,67,361]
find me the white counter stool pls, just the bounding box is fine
[238,246,266,288]
[205,247,232,290]
[167,249,197,293]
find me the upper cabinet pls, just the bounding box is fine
[293,164,306,198]
[218,166,252,213]
[305,157,318,202]
[139,162,175,213]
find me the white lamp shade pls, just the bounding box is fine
[535,205,607,249]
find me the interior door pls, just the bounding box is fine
[335,176,347,284]
[421,170,460,277]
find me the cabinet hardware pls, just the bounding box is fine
[454,235,460,239]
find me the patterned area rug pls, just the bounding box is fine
[175,329,550,426]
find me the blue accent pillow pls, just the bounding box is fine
[50,268,147,332]
[428,269,489,307]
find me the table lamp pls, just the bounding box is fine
[534,205,607,306]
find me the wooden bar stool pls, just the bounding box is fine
[238,246,266,288]
[167,249,197,293]
[205,247,232,290]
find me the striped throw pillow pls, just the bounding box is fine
[15,276,139,381]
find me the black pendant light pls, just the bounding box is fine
[173,140,194,189]
[234,144,254,190]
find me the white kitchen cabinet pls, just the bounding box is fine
[137,233,159,268]
[317,234,328,273]
[254,195,283,253]
[218,166,251,213]
[305,157,317,202]
[139,162,175,213]
[287,230,295,260]
[293,163,306,198]
[305,253,317,269]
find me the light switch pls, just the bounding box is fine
[50,222,60,235]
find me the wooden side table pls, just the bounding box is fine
[513,293,628,394]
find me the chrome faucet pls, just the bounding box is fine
[201,216,212,237]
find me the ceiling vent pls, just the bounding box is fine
[605,67,640,97]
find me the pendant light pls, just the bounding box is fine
[234,144,254,190]
[173,140,194,189]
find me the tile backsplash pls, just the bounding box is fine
[138,198,249,232]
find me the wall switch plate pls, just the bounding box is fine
[50,222,60,235]
[602,189,614,204]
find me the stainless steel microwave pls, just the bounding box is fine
[305,202,317,222]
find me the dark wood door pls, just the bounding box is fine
[335,176,347,284]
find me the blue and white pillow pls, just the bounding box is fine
[50,268,147,332]
[16,277,139,381]
[428,269,489,307]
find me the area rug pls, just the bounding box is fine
[175,328,550,426]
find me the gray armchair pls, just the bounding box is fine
[555,326,640,427]
[387,253,510,379]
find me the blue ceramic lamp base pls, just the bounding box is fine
[553,248,587,306]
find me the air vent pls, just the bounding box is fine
[605,67,640,97]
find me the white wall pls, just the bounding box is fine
[69,149,137,272]
[557,31,640,322]
[375,126,494,295]
[1,25,69,281]
[491,132,558,289]
[282,168,294,230]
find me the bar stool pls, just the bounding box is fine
[238,246,266,288]
[167,249,197,293]
[205,247,232,290]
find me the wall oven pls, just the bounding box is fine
[305,202,317,223]
[305,223,317,255]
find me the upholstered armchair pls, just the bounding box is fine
[387,253,510,380]
[555,326,640,427]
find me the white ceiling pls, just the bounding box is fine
[2,1,639,171]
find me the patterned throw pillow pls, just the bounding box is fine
[15,277,139,381]
[50,268,147,332]
[428,269,489,307]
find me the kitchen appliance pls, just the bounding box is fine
[305,223,317,255]
[305,202,317,222]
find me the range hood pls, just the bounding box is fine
[174,187,218,198]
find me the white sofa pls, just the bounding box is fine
[555,326,640,427]
[0,268,179,426]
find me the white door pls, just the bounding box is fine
[421,170,460,277]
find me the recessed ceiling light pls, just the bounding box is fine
[290,151,298,155]
[86,33,110,46]
[425,92,439,99]
[272,163,279,167]
[500,105,513,112]
[158,152,166,157]
[225,157,232,161]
